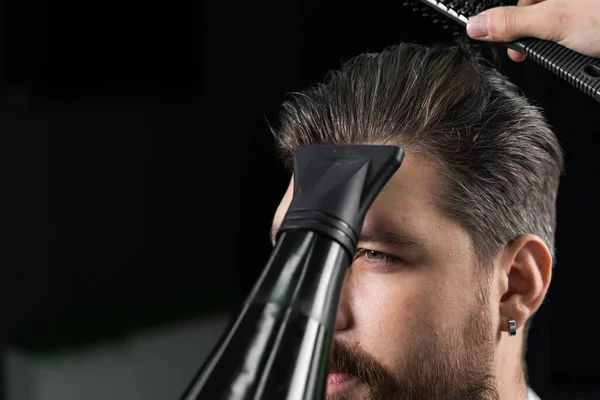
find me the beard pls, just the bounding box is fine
[326,284,499,400]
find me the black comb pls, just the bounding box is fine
[404,0,600,103]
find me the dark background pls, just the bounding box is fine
[0,0,598,399]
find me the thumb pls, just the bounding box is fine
[466,3,562,42]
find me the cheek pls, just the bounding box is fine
[348,274,433,359]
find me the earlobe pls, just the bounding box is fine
[498,234,552,335]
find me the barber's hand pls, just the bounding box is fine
[466,0,600,62]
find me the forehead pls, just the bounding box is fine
[375,153,438,214]
[357,153,446,243]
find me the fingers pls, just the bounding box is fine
[488,0,543,62]
[466,1,565,42]
[507,48,527,62]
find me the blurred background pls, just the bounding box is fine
[0,0,598,399]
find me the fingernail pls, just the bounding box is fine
[467,14,488,38]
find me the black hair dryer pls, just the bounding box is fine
[179,145,403,400]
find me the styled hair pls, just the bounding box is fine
[270,43,564,267]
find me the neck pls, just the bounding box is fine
[495,330,529,400]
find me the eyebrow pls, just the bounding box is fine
[269,220,427,254]
[358,224,427,253]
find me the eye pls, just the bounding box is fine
[364,250,387,260]
[354,248,401,267]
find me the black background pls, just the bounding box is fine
[0,0,598,399]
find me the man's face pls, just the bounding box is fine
[271,153,500,399]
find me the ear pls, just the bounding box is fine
[497,234,552,335]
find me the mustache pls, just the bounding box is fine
[328,341,398,392]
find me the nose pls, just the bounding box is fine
[334,271,352,331]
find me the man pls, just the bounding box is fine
[268,44,563,399]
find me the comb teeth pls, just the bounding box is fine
[428,0,470,24]
[445,0,478,17]
[436,0,507,18]
[403,0,510,25]
[403,0,463,35]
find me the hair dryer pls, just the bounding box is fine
[179,145,404,400]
